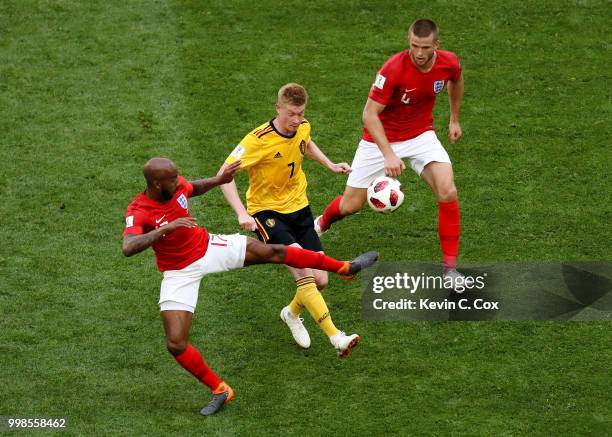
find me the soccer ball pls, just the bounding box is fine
[367,176,405,213]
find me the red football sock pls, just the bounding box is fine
[438,200,461,270]
[319,195,344,231]
[175,343,222,391]
[283,246,346,273]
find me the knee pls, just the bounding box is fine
[271,244,287,261]
[259,244,287,264]
[437,185,457,202]
[166,338,188,356]
[316,277,329,291]
[247,238,286,264]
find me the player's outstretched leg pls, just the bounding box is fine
[243,238,378,278]
[314,186,367,236]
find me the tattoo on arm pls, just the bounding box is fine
[122,230,165,257]
[190,176,221,197]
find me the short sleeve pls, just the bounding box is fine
[123,207,147,237]
[368,56,401,106]
[178,176,194,198]
[224,133,262,170]
[450,54,462,82]
[302,120,312,144]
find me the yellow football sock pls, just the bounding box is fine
[288,293,302,316]
[295,277,340,337]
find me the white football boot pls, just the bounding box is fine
[443,268,475,294]
[280,306,311,348]
[329,331,360,358]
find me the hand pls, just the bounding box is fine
[330,162,352,174]
[217,160,242,184]
[237,212,257,232]
[163,217,198,233]
[449,121,462,144]
[384,153,406,178]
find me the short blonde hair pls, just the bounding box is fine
[277,83,308,106]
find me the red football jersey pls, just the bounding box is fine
[123,176,209,272]
[364,50,461,143]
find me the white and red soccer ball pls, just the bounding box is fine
[367,176,405,213]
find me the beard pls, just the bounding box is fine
[160,187,174,201]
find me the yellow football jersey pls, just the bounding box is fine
[225,119,311,215]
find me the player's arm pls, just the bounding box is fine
[190,160,241,197]
[217,163,256,232]
[363,98,406,177]
[447,72,464,144]
[305,140,351,174]
[122,217,198,257]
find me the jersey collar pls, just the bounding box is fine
[270,118,297,139]
[408,50,438,73]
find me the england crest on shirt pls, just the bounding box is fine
[177,193,188,210]
[433,80,445,94]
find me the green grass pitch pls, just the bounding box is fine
[1,0,610,435]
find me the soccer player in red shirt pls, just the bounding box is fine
[315,19,469,287]
[122,157,377,416]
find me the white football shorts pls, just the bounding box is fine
[346,130,451,188]
[159,233,247,313]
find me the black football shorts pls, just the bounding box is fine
[252,205,323,252]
